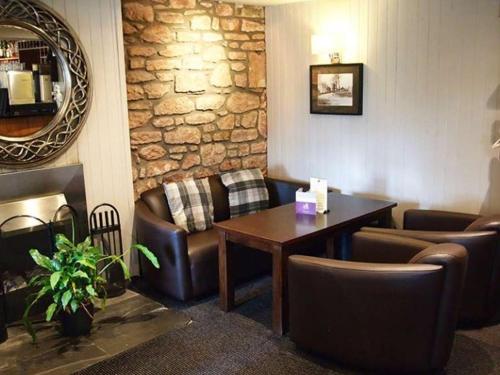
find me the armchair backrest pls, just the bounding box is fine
[465,215,500,233]
[351,231,433,263]
[401,231,498,323]
[362,225,500,324]
[404,209,479,231]
[288,243,467,372]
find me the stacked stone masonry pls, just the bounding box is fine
[123,0,267,199]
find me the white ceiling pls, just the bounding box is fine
[229,0,312,6]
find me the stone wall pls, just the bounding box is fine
[122,0,267,199]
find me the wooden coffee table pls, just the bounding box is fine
[215,192,397,335]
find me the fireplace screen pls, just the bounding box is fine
[0,164,87,325]
[0,201,77,323]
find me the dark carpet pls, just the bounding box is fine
[76,277,500,374]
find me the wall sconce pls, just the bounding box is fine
[311,34,342,64]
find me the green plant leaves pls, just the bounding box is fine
[23,285,51,342]
[132,244,160,269]
[50,271,61,289]
[72,270,90,280]
[51,259,62,271]
[29,249,54,271]
[86,284,96,297]
[45,303,58,322]
[116,258,131,280]
[76,258,96,270]
[54,233,74,251]
[28,274,48,287]
[70,299,79,313]
[61,290,72,310]
[77,237,92,251]
[25,234,158,343]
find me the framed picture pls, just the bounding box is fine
[310,63,363,115]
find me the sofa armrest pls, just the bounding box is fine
[404,209,479,231]
[351,231,435,264]
[134,200,192,300]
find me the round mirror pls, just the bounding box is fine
[0,25,67,139]
[0,0,91,167]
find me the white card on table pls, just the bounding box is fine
[310,178,328,213]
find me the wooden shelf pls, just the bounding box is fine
[0,57,19,61]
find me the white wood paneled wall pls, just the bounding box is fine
[266,0,500,224]
[0,1,135,259]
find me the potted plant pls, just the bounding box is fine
[23,233,159,341]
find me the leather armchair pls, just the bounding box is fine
[289,232,468,373]
[362,209,500,325]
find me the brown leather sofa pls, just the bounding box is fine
[289,232,467,373]
[135,175,308,301]
[362,209,500,325]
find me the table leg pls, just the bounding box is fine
[218,230,234,312]
[326,237,335,259]
[379,209,393,228]
[336,232,352,260]
[272,248,288,335]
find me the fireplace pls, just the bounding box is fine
[0,164,88,323]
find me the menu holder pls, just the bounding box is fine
[295,188,317,215]
[310,178,329,214]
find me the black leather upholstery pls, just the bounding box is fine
[135,175,304,301]
[362,209,500,325]
[289,232,467,373]
[404,209,478,231]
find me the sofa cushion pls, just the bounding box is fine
[187,228,219,258]
[164,178,214,233]
[140,175,300,225]
[221,169,269,218]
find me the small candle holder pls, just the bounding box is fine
[330,51,342,64]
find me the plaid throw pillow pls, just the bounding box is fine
[163,178,214,233]
[221,169,269,218]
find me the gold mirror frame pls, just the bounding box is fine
[0,0,92,167]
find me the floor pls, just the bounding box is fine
[0,290,191,375]
[2,278,500,374]
[75,277,500,374]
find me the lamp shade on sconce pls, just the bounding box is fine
[311,34,342,63]
[311,34,334,55]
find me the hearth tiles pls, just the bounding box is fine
[0,290,191,375]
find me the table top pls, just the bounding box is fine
[214,192,397,246]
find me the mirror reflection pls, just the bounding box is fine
[0,25,65,138]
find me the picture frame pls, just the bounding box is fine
[310,63,363,115]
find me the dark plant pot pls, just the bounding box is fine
[60,303,94,337]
